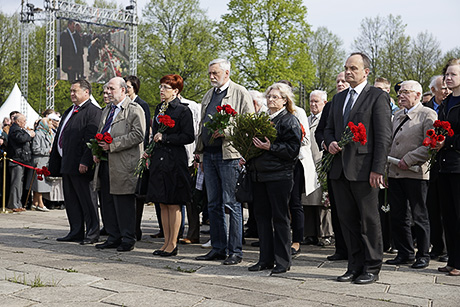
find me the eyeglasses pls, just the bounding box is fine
[397,89,417,96]
[159,85,173,90]
[266,95,284,100]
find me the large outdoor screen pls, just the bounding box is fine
[57,18,130,84]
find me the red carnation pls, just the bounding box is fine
[103,132,113,144]
[95,133,104,142]
[437,134,445,142]
[426,129,436,138]
[448,129,454,137]
[441,121,451,130]
[430,137,437,148]
[433,120,442,128]
[216,106,223,112]
[159,114,175,128]
[423,137,431,147]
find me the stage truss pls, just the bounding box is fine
[20,0,138,110]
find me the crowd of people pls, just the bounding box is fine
[3,54,460,284]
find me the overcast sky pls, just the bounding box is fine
[4,0,459,53]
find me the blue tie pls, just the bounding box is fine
[343,89,356,127]
[101,104,117,134]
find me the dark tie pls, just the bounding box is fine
[215,88,222,94]
[343,89,356,127]
[58,104,79,148]
[101,104,117,134]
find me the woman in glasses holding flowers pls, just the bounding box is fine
[248,82,302,274]
[146,74,194,257]
[436,58,460,276]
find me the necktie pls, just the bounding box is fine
[215,88,222,94]
[101,104,117,134]
[58,105,79,148]
[343,89,356,127]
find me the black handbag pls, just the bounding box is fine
[235,165,253,203]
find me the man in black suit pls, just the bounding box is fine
[49,80,102,244]
[60,20,78,82]
[324,52,392,284]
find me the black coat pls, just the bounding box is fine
[437,94,460,173]
[134,96,151,148]
[249,108,302,182]
[146,98,194,204]
[7,123,33,165]
[49,100,102,176]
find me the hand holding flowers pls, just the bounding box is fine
[87,132,113,162]
[422,120,454,172]
[204,104,237,143]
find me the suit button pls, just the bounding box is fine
[160,157,164,161]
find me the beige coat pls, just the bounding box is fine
[195,80,255,160]
[94,97,146,194]
[388,103,437,180]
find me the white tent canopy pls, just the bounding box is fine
[0,84,40,129]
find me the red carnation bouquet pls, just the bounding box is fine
[134,114,175,177]
[36,166,51,181]
[316,122,367,183]
[87,132,113,162]
[204,104,237,144]
[422,120,454,172]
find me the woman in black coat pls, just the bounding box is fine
[146,74,194,257]
[248,82,302,274]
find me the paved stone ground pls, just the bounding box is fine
[1,205,459,306]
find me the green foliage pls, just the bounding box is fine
[0,13,21,102]
[138,0,220,110]
[228,112,277,161]
[220,0,315,93]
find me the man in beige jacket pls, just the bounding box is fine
[94,77,146,252]
[386,80,437,269]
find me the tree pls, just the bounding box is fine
[308,26,346,96]
[219,0,315,92]
[137,0,220,107]
[0,13,21,102]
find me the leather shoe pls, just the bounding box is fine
[438,265,454,272]
[354,272,379,284]
[57,235,83,242]
[117,243,134,252]
[439,255,449,262]
[160,247,177,257]
[301,236,318,245]
[179,238,199,244]
[223,254,242,265]
[385,256,415,265]
[327,253,347,261]
[96,241,120,249]
[152,249,164,256]
[337,270,360,282]
[80,238,99,245]
[248,262,274,271]
[291,247,301,256]
[411,258,429,269]
[270,265,290,275]
[195,250,226,261]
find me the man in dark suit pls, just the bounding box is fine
[124,75,151,241]
[49,80,102,244]
[324,52,392,284]
[60,20,78,82]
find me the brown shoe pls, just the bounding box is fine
[179,238,199,244]
[438,266,454,273]
[449,269,460,276]
[12,208,26,212]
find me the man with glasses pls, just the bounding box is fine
[324,52,392,284]
[195,59,254,265]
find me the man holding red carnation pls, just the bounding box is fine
[386,80,437,269]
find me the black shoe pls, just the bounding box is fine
[195,250,226,261]
[327,253,347,261]
[80,238,99,245]
[354,272,379,284]
[248,262,274,271]
[430,251,441,260]
[100,228,107,236]
[160,247,177,257]
[57,235,83,242]
[150,232,164,238]
[152,249,164,256]
[96,240,120,249]
[301,236,319,245]
[223,254,242,265]
[244,230,258,238]
[251,241,260,247]
[271,265,290,275]
[291,247,301,256]
[117,243,134,252]
[411,258,429,269]
[439,255,449,262]
[337,270,360,282]
[385,256,415,265]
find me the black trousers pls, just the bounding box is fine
[99,161,136,246]
[62,173,100,240]
[289,161,304,243]
[426,177,445,255]
[388,178,430,259]
[253,179,293,269]
[438,173,460,269]
[332,176,383,275]
[327,176,348,256]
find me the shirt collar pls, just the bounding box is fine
[269,107,286,119]
[217,79,230,92]
[406,102,421,114]
[350,80,367,96]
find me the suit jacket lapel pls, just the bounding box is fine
[348,83,371,124]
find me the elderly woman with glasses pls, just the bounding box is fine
[247,82,302,274]
[145,74,194,257]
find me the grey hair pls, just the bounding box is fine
[249,90,267,107]
[310,90,327,102]
[401,80,423,100]
[209,58,231,74]
[265,82,296,113]
[429,75,442,91]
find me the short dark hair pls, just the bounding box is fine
[42,109,55,117]
[124,75,140,94]
[72,79,92,95]
[160,74,184,93]
[9,111,20,119]
[350,52,371,70]
[68,20,75,26]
